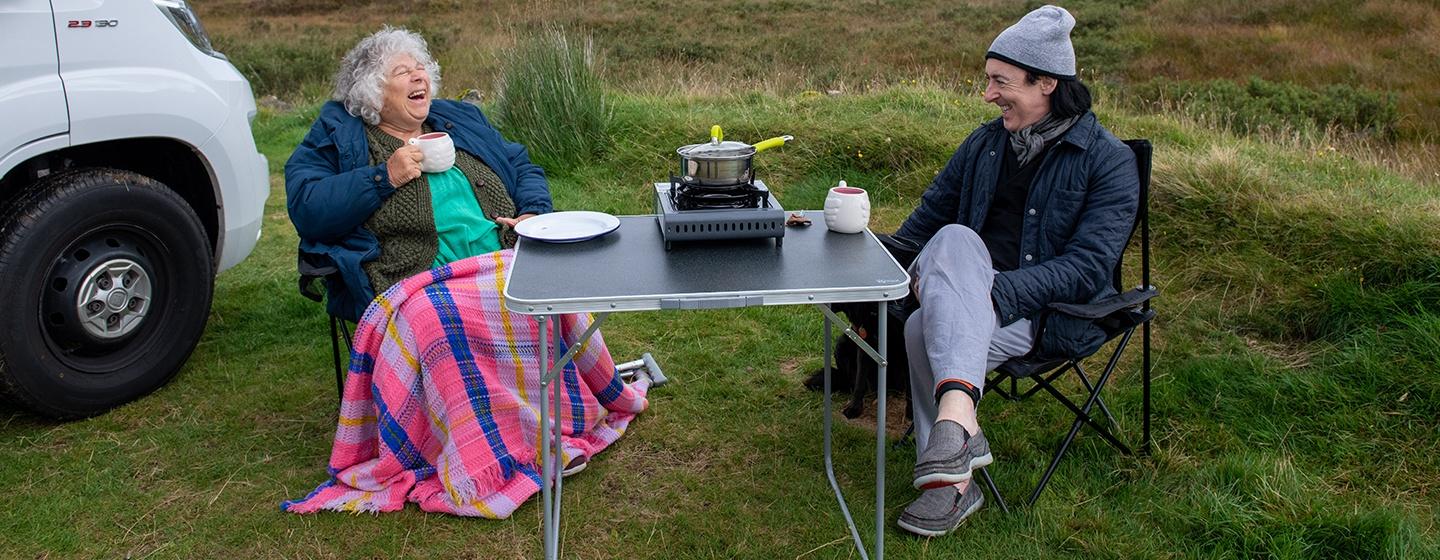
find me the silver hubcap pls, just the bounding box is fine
[75,258,151,340]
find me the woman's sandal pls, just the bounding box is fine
[561,455,588,477]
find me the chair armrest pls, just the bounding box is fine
[876,233,924,269]
[1047,287,1158,320]
[298,252,340,303]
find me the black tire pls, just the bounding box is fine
[0,168,214,418]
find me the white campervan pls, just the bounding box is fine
[0,0,268,417]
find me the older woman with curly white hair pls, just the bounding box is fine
[282,27,651,519]
[287,26,552,317]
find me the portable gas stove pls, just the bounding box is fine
[654,177,786,249]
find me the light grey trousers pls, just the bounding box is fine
[906,225,1035,454]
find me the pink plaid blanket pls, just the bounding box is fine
[283,250,649,517]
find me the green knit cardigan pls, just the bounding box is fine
[361,124,519,294]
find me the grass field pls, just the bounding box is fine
[2,1,1439,558]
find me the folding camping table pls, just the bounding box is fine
[504,211,909,560]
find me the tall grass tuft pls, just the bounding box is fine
[492,27,609,172]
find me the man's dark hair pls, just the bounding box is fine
[1025,71,1092,119]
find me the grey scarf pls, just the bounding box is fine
[1009,113,1080,166]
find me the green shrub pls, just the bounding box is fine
[216,36,350,99]
[1128,77,1400,139]
[492,28,610,172]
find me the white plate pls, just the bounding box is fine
[514,211,621,243]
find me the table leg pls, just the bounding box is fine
[550,316,565,554]
[818,303,886,560]
[534,313,610,560]
[537,315,555,560]
[821,310,868,557]
[874,300,887,559]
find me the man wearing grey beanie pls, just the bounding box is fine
[891,5,1140,537]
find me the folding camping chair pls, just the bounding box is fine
[982,138,1157,509]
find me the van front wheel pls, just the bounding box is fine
[0,168,214,418]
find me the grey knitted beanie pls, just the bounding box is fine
[986,5,1077,80]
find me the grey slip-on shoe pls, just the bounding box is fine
[913,419,993,490]
[897,483,984,537]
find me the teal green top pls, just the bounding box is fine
[427,166,501,267]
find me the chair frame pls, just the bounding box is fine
[325,316,352,397]
[298,257,353,398]
[980,138,1156,509]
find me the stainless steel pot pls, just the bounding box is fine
[676,126,792,186]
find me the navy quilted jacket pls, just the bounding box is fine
[286,100,553,320]
[897,112,1139,357]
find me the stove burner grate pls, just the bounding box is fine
[669,177,772,211]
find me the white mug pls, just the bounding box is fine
[408,132,456,173]
[823,181,870,234]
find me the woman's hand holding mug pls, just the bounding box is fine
[386,145,425,186]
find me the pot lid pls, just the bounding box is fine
[680,139,755,158]
[679,125,756,158]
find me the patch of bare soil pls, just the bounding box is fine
[839,394,912,441]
